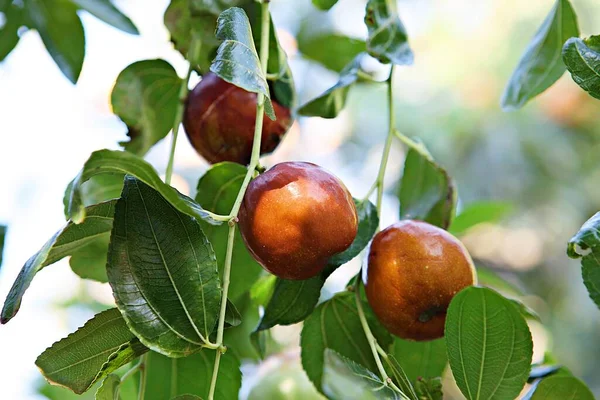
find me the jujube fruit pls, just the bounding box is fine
[238,162,358,280]
[183,72,292,164]
[365,220,476,341]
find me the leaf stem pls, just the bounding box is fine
[137,353,148,400]
[165,39,201,185]
[120,357,143,383]
[207,3,272,399]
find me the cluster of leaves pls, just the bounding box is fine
[498,0,600,315]
[1,0,138,83]
[1,0,598,400]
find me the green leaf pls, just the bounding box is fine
[385,355,419,400]
[391,338,447,383]
[415,377,443,400]
[1,200,115,324]
[0,225,6,267]
[95,374,120,400]
[195,162,262,303]
[210,7,275,119]
[364,0,413,65]
[64,149,218,225]
[225,299,242,328]
[144,350,241,400]
[529,376,594,400]
[256,199,378,331]
[0,3,24,61]
[70,173,126,209]
[322,349,401,400]
[300,291,393,393]
[35,308,148,394]
[111,59,181,156]
[398,140,456,229]
[567,212,600,308]
[71,0,138,34]
[171,396,203,400]
[298,33,365,73]
[69,235,110,282]
[107,176,222,357]
[25,0,85,83]
[311,0,339,11]
[189,0,249,15]
[477,267,524,297]
[298,54,363,118]
[502,0,579,110]
[449,201,513,236]
[563,35,600,100]
[445,287,533,400]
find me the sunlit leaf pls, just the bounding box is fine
[391,338,447,383]
[364,0,413,65]
[528,376,594,400]
[446,287,533,400]
[502,0,579,110]
[36,308,147,394]
[301,292,392,393]
[322,349,401,399]
[1,201,115,324]
[298,54,363,118]
[25,0,85,83]
[95,374,120,400]
[210,7,275,119]
[298,33,365,73]
[398,140,455,229]
[195,163,262,303]
[107,176,222,357]
[144,350,241,400]
[563,35,600,100]
[64,149,218,225]
[449,201,513,236]
[312,0,339,11]
[567,212,600,308]
[71,0,138,34]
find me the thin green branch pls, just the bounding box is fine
[120,357,143,384]
[137,353,148,400]
[207,3,272,399]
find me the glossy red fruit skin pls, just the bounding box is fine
[238,162,358,280]
[183,72,292,165]
[365,220,476,341]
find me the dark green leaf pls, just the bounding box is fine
[298,54,363,118]
[298,33,365,73]
[225,299,242,328]
[210,7,275,119]
[35,308,148,394]
[107,176,221,357]
[144,350,241,400]
[312,0,338,11]
[322,349,401,400]
[195,162,262,303]
[328,199,378,266]
[415,377,443,400]
[1,201,115,324]
[391,338,447,383]
[69,235,110,282]
[0,225,6,267]
[529,376,594,400]
[0,4,24,61]
[563,35,600,100]
[256,199,378,331]
[25,0,85,83]
[398,140,456,229]
[449,201,513,236]
[73,173,126,209]
[95,374,120,400]
[567,212,600,308]
[502,0,579,110]
[445,287,533,400]
[385,355,419,400]
[64,149,218,225]
[364,0,413,65]
[71,0,138,34]
[300,291,393,393]
[111,59,181,156]
[257,275,325,331]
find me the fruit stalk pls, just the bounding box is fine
[207,3,272,399]
[165,38,201,185]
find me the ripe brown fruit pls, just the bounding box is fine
[238,162,358,280]
[183,72,293,164]
[365,220,476,341]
